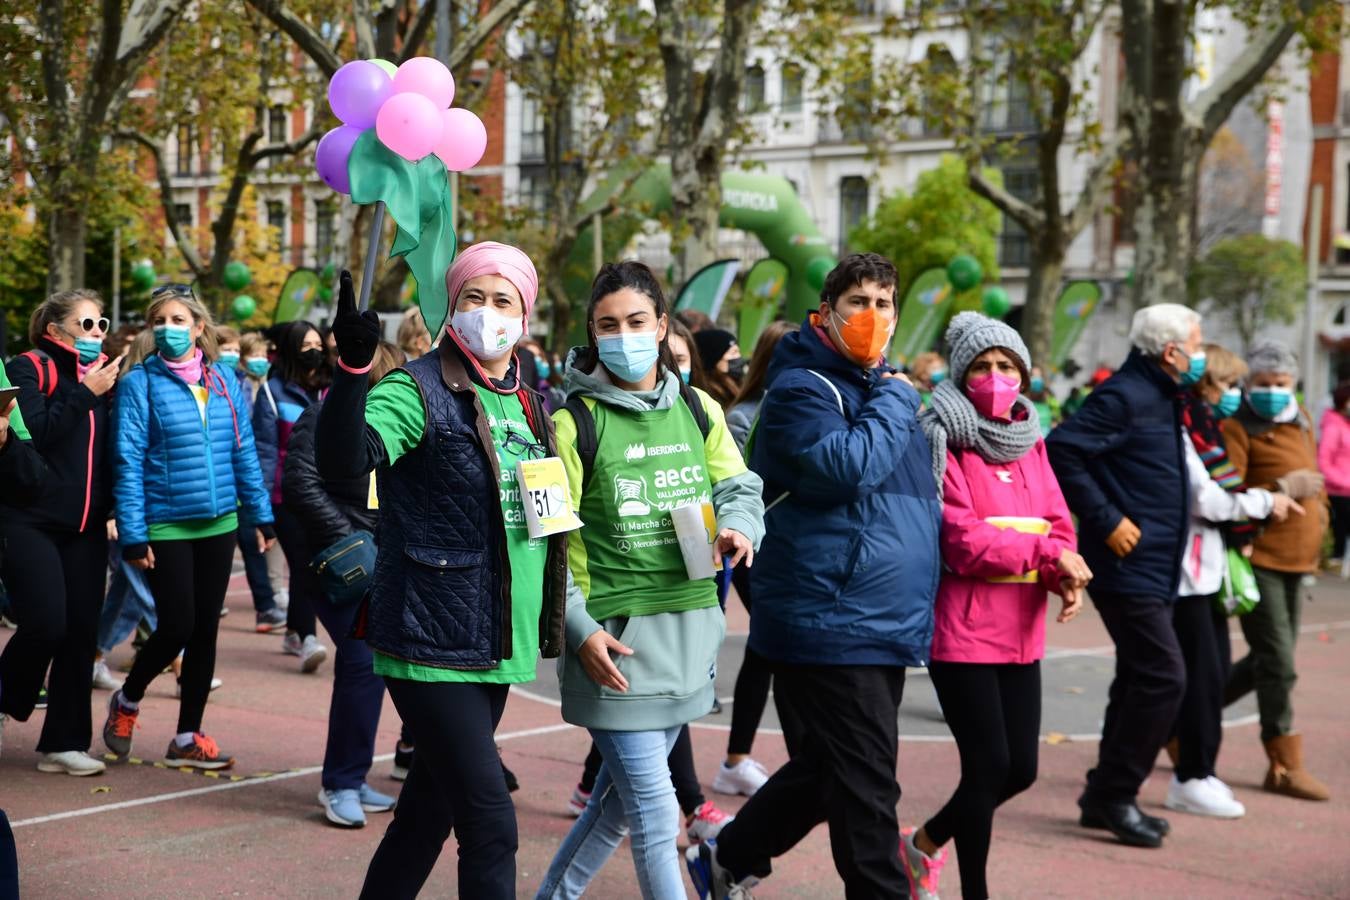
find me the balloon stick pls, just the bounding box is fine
[359,201,387,311]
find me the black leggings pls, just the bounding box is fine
[924,661,1041,900]
[0,522,106,752]
[1331,495,1350,559]
[272,503,318,639]
[121,531,236,734]
[727,563,774,757]
[580,724,706,815]
[1170,594,1231,781]
[362,679,515,900]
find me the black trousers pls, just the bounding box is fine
[727,563,775,757]
[272,503,318,639]
[1084,592,1186,804]
[1171,594,1230,781]
[1330,495,1350,558]
[0,522,106,752]
[580,724,706,815]
[362,679,515,900]
[121,531,236,734]
[715,664,907,900]
[924,661,1040,900]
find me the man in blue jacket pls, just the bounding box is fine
[1046,303,1203,849]
[688,253,941,899]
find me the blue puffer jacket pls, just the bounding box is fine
[112,356,273,549]
[748,320,942,667]
[1046,348,1189,599]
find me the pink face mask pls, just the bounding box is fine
[966,372,1022,420]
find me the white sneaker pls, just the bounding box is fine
[712,758,770,797]
[300,635,328,673]
[1205,775,1236,800]
[281,631,303,656]
[1164,775,1245,818]
[37,750,107,776]
[92,659,124,691]
[274,589,289,613]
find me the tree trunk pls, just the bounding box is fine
[47,201,88,295]
[672,169,721,284]
[1021,234,1065,368]
[546,270,573,357]
[1131,144,1200,309]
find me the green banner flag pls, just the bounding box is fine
[738,258,789,350]
[274,269,322,324]
[1048,280,1102,371]
[674,258,741,320]
[891,267,953,366]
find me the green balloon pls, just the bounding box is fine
[368,58,397,77]
[231,295,257,321]
[805,256,834,293]
[223,261,252,291]
[321,263,337,282]
[317,285,333,303]
[131,261,156,291]
[980,285,1011,319]
[947,254,983,292]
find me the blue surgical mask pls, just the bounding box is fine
[596,331,660,384]
[930,369,947,385]
[536,360,552,379]
[1248,386,1292,420]
[1212,387,1242,420]
[1178,350,1207,386]
[217,352,240,369]
[74,337,103,365]
[245,358,270,378]
[680,367,692,384]
[1029,375,1045,394]
[153,324,194,359]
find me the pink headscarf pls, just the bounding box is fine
[444,241,540,333]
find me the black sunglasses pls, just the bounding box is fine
[151,283,196,300]
[72,316,110,334]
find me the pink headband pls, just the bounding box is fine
[445,241,539,333]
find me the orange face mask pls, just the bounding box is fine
[815,308,894,367]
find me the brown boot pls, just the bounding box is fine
[1263,733,1331,801]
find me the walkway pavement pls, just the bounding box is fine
[2,569,1348,898]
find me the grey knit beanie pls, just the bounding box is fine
[1246,340,1299,378]
[943,311,1032,383]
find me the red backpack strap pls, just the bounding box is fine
[22,350,57,397]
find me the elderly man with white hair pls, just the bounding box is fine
[1047,303,1205,849]
[1220,340,1331,801]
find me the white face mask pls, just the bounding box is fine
[451,306,522,362]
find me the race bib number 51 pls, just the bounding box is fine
[516,456,584,539]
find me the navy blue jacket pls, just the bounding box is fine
[113,356,273,551]
[1046,349,1189,599]
[748,320,941,667]
[252,376,317,505]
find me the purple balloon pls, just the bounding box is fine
[314,125,363,194]
[328,60,392,129]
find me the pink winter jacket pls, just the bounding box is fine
[1317,409,1350,498]
[931,440,1077,665]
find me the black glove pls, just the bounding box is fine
[332,269,382,370]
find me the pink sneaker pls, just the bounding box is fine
[685,800,733,844]
[900,827,947,900]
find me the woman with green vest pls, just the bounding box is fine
[536,261,765,900]
[318,242,569,900]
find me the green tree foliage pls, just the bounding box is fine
[1189,234,1305,352]
[849,156,1002,309]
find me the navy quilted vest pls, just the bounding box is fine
[366,345,567,670]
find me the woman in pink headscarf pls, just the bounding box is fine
[316,242,570,899]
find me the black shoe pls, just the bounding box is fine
[1078,799,1166,848]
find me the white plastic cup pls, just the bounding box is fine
[670,502,717,580]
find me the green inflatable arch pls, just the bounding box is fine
[562,164,835,340]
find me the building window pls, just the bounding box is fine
[266,201,286,252]
[980,50,1037,133]
[172,203,192,229]
[520,95,545,162]
[839,176,869,254]
[744,65,767,113]
[175,125,195,176]
[781,64,804,115]
[998,167,1038,267]
[315,200,336,265]
[268,105,287,144]
[518,171,549,213]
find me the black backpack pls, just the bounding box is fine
[564,381,712,489]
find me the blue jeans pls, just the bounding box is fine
[536,725,684,900]
[311,590,386,790]
[97,542,157,654]
[237,513,276,613]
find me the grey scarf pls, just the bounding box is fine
[919,379,1042,496]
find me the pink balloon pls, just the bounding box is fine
[433,108,488,172]
[314,125,363,193]
[392,57,455,109]
[328,60,392,130]
[375,92,444,161]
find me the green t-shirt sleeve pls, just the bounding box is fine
[365,370,426,466]
[0,365,29,441]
